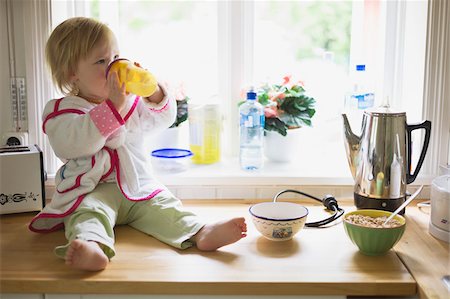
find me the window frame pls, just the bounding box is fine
[19,0,449,183]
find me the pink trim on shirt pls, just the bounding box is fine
[56,154,97,194]
[100,147,115,181]
[56,172,85,194]
[148,99,170,113]
[106,100,125,125]
[28,194,86,233]
[43,109,85,134]
[112,149,163,201]
[90,101,124,137]
[54,98,63,111]
[42,98,86,134]
[124,96,140,122]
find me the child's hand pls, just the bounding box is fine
[107,71,127,112]
[144,84,164,104]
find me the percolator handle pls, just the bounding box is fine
[406,120,432,184]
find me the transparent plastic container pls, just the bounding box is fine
[151,148,193,173]
[188,104,221,164]
[106,58,158,97]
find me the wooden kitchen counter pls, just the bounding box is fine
[0,199,443,297]
[395,201,449,299]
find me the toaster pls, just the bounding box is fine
[0,144,46,214]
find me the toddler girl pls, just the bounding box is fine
[29,17,247,271]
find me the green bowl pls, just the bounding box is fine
[343,209,406,256]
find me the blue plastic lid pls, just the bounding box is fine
[247,90,257,100]
[151,148,193,159]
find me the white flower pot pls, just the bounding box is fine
[264,128,302,162]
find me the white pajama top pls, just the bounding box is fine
[29,90,176,232]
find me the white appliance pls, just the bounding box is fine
[429,165,450,243]
[0,144,45,214]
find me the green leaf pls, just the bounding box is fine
[265,118,288,136]
[281,96,315,113]
[257,93,271,106]
[280,113,312,128]
[170,97,189,128]
[291,84,305,93]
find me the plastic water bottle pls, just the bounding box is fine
[345,64,375,109]
[344,64,375,131]
[353,64,374,110]
[239,89,264,171]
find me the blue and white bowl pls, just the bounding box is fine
[249,202,308,241]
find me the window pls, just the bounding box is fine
[20,0,448,183]
[253,1,355,174]
[54,1,219,102]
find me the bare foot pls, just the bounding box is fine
[194,217,247,251]
[65,239,109,271]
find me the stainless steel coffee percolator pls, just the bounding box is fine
[342,105,431,213]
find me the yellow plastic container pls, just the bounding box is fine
[189,104,221,164]
[106,58,158,97]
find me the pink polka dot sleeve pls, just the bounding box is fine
[89,100,125,137]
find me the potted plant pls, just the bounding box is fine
[257,75,316,136]
[256,75,316,162]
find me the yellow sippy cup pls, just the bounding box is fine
[106,58,158,97]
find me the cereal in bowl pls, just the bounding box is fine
[345,214,402,228]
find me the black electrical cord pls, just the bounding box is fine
[272,189,345,228]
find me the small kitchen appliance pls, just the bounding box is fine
[429,165,450,243]
[342,105,431,213]
[0,144,45,214]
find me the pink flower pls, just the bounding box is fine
[270,91,285,102]
[282,75,291,86]
[264,107,278,118]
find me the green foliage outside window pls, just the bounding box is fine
[258,1,352,67]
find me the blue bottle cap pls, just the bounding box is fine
[247,90,257,100]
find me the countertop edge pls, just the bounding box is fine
[0,280,417,296]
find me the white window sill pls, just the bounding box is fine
[154,156,354,186]
[150,156,431,200]
[46,156,432,201]
[154,156,433,183]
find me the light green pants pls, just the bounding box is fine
[55,183,205,259]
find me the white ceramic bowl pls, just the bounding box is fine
[249,202,308,241]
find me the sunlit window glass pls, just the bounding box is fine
[253,1,353,174]
[53,0,219,104]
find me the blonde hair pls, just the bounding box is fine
[45,17,114,95]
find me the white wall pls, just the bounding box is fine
[0,0,28,143]
[0,0,11,138]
